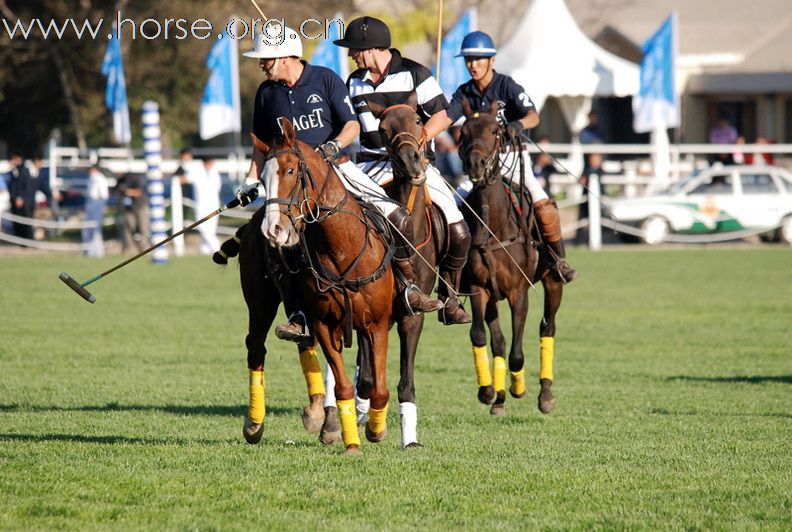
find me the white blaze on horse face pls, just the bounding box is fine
[261,158,294,247]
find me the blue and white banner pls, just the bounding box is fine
[633,12,679,133]
[436,7,476,97]
[200,20,241,140]
[309,13,348,79]
[101,23,131,144]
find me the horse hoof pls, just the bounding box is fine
[490,403,506,417]
[243,418,263,444]
[320,406,342,444]
[320,430,342,445]
[538,380,555,413]
[303,408,325,434]
[344,445,362,456]
[404,441,423,449]
[478,385,496,405]
[509,387,527,399]
[365,424,387,443]
[302,397,325,434]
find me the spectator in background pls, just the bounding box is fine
[579,111,603,145]
[532,136,555,199]
[580,111,603,170]
[708,117,738,165]
[0,165,9,233]
[82,164,109,258]
[115,172,149,253]
[753,137,775,166]
[177,150,221,255]
[8,152,36,240]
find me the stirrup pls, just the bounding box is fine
[555,260,579,284]
[403,285,444,315]
[275,311,312,342]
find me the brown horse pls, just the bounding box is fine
[457,99,563,415]
[244,119,395,454]
[357,96,468,447]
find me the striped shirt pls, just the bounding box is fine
[347,49,448,162]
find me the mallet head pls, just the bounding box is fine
[59,272,96,304]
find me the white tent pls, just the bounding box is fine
[498,0,640,141]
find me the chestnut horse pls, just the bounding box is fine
[457,99,563,415]
[246,120,395,454]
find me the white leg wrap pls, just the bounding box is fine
[399,402,418,447]
[323,362,336,408]
[353,365,370,425]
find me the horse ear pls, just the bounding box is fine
[488,99,499,117]
[461,97,473,118]
[406,91,418,111]
[280,117,297,145]
[366,99,386,118]
[250,133,270,153]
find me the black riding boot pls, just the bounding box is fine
[387,209,444,314]
[534,199,578,284]
[438,221,472,325]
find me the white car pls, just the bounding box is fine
[605,165,792,245]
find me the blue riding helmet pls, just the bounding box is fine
[456,31,497,58]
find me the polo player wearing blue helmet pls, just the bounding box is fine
[444,31,578,283]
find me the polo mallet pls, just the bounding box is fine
[59,195,247,303]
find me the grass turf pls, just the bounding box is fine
[0,247,790,529]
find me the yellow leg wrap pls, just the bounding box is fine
[299,348,325,396]
[337,399,361,447]
[540,337,555,381]
[367,404,389,435]
[248,370,266,424]
[493,356,507,393]
[473,345,493,387]
[510,368,526,396]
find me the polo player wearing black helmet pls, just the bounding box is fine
[334,16,473,325]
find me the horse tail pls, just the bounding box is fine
[212,223,248,265]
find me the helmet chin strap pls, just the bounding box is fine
[271,58,281,82]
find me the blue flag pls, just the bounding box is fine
[101,24,131,144]
[310,13,348,79]
[435,8,477,98]
[633,12,679,133]
[200,20,241,140]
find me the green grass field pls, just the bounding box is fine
[1,247,790,530]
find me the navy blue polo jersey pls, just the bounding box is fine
[447,71,536,126]
[252,61,356,148]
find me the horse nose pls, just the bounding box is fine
[265,221,289,246]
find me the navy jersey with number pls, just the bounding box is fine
[447,71,536,126]
[252,62,356,148]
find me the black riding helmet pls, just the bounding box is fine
[333,16,391,49]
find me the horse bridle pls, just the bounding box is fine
[379,104,429,185]
[459,116,504,186]
[262,145,348,230]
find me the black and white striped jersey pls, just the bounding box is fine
[347,49,448,162]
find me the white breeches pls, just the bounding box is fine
[355,160,464,224]
[334,160,399,217]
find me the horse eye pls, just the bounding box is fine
[287,167,295,175]
[492,128,499,134]
[415,118,421,125]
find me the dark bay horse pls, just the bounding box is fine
[457,99,563,415]
[246,120,395,454]
[358,97,454,447]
